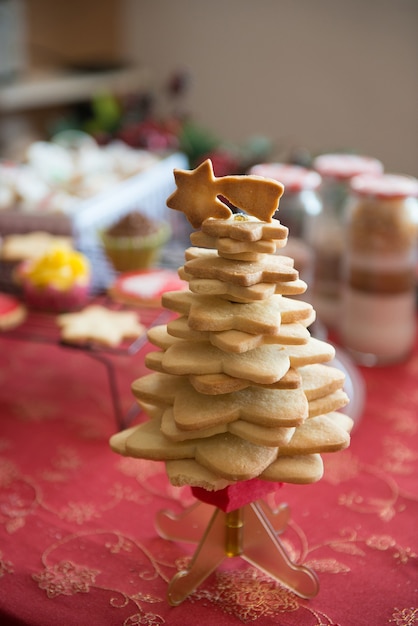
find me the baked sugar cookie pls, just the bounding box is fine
[58,305,145,347]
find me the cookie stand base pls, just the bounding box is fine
[155,480,319,606]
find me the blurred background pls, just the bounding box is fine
[0,0,417,472]
[1,0,417,174]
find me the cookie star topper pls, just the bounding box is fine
[167,159,284,228]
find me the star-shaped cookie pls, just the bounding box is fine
[162,291,284,335]
[1,231,73,261]
[188,368,302,395]
[201,215,288,242]
[165,455,325,489]
[57,305,145,346]
[166,159,284,227]
[178,269,307,302]
[161,341,291,385]
[167,316,310,353]
[171,383,309,430]
[167,160,232,228]
[110,408,352,485]
[190,231,283,255]
[159,406,296,447]
[184,250,299,286]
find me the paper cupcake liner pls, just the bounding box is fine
[101,223,171,272]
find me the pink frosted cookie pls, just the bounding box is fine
[0,293,27,330]
[109,269,187,307]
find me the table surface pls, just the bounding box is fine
[0,306,417,626]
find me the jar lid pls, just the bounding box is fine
[313,153,384,180]
[249,163,321,191]
[351,173,418,199]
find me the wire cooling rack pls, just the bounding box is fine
[1,297,172,429]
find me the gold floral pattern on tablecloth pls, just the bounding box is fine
[33,560,100,598]
[390,607,418,625]
[30,529,169,624]
[0,550,14,577]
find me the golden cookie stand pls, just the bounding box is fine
[156,493,319,606]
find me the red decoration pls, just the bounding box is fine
[192,479,283,513]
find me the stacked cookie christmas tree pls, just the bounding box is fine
[110,159,352,492]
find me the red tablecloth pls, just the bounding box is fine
[0,309,417,626]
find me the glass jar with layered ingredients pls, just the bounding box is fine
[308,153,384,329]
[340,173,418,366]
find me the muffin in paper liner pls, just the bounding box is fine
[101,212,171,272]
